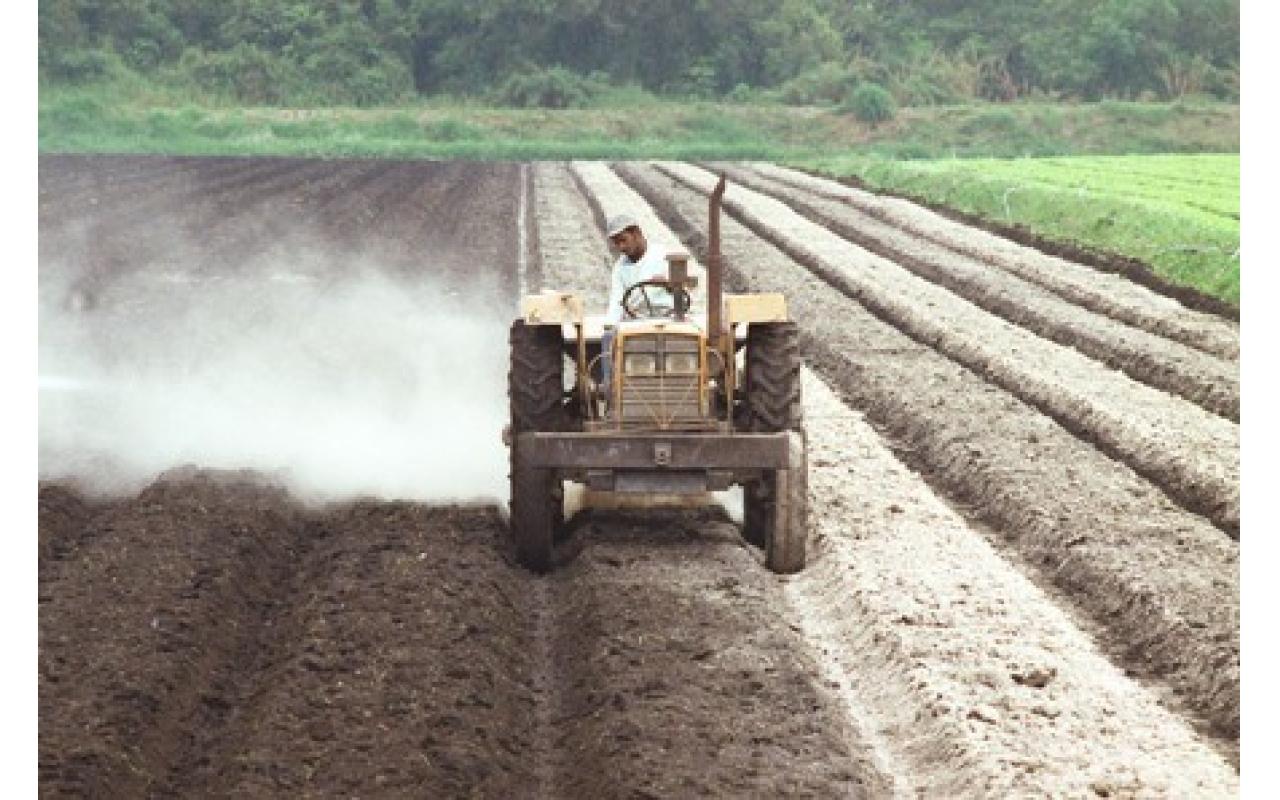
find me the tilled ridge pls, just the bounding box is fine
[787,368,1237,795]
[531,162,612,304]
[531,165,892,795]
[615,160,1239,744]
[194,161,384,275]
[38,470,308,797]
[39,157,256,227]
[546,513,883,798]
[747,162,1240,361]
[655,161,1239,535]
[184,504,540,798]
[37,482,104,572]
[717,163,1239,421]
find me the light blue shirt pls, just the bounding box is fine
[606,243,671,325]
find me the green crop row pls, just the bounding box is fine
[797,154,1240,305]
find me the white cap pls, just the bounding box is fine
[606,213,639,237]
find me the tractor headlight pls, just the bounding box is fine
[624,353,658,375]
[665,352,699,374]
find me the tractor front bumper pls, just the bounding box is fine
[512,431,798,494]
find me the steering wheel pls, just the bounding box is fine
[621,280,692,320]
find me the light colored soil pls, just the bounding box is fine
[530,162,611,307]
[655,161,1239,534]
[560,161,1238,792]
[750,162,1240,361]
[791,368,1236,796]
[718,162,1239,421]
[614,160,1239,747]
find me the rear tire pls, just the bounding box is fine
[740,322,805,571]
[509,321,568,572]
[765,433,807,575]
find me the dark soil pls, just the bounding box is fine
[39,156,881,798]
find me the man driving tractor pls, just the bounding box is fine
[602,213,673,386]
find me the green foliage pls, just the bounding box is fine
[421,117,485,142]
[754,0,843,85]
[491,66,603,109]
[780,63,857,106]
[39,94,108,130]
[725,83,759,104]
[180,44,297,105]
[670,60,720,100]
[802,153,1239,304]
[35,0,1241,106]
[677,110,760,144]
[845,83,897,124]
[41,48,116,82]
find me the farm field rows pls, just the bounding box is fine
[39,155,1239,797]
[798,153,1241,305]
[879,154,1240,220]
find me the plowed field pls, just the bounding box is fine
[39,155,1240,797]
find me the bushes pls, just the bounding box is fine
[779,62,857,105]
[491,66,604,109]
[41,49,116,82]
[180,44,296,105]
[845,82,896,124]
[176,40,410,107]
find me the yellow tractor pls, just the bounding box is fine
[507,176,806,573]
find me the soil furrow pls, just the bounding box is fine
[615,160,1240,744]
[717,163,1239,421]
[37,483,106,574]
[186,504,541,798]
[40,156,1243,798]
[546,511,880,798]
[749,163,1240,359]
[533,162,891,795]
[39,153,166,192]
[186,161,387,275]
[188,160,409,275]
[38,470,308,797]
[544,160,1238,791]
[655,161,1239,536]
[529,578,563,799]
[531,162,613,306]
[40,159,317,295]
[39,156,254,217]
[58,158,305,237]
[787,368,1236,794]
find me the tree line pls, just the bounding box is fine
[39,0,1239,107]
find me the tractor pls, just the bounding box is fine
[506,175,806,573]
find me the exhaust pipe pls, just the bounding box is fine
[708,173,726,342]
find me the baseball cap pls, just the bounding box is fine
[606,213,639,237]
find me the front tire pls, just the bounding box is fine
[508,321,568,572]
[510,460,558,573]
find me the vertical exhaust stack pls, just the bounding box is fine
[708,173,726,344]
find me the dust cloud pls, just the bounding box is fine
[39,257,513,504]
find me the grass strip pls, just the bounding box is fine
[797,154,1239,305]
[40,86,1239,162]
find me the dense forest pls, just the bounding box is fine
[39,0,1239,107]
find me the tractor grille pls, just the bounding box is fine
[615,331,713,431]
[619,374,708,430]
